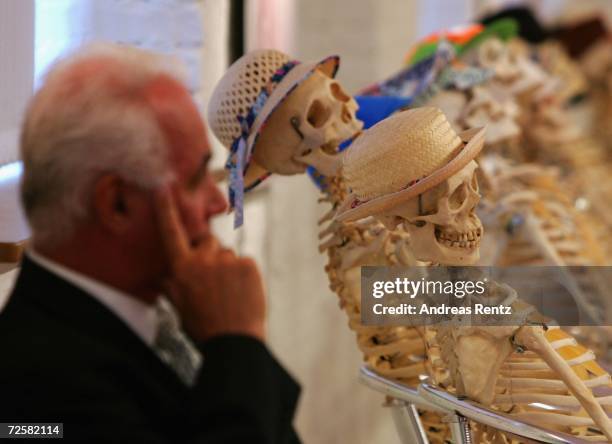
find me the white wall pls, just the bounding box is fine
[0,0,33,243]
[0,0,33,167]
[290,0,418,92]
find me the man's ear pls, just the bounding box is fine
[92,174,138,234]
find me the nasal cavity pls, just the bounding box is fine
[330,82,351,102]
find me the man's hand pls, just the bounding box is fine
[154,187,266,342]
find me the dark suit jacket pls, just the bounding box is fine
[0,256,301,443]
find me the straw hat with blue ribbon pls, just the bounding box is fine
[335,107,485,222]
[208,49,339,228]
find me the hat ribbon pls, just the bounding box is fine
[226,59,300,228]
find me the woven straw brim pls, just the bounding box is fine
[243,55,339,188]
[335,127,485,222]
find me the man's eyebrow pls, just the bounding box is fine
[188,153,211,188]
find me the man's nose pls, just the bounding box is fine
[208,181,229,216]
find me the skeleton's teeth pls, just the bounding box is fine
[437,227,482,248]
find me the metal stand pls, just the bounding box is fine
[418,383,591,444]
[359,366,446,444]
[359,365,593,444]
[389,399,429,444]
[447,413,472,444]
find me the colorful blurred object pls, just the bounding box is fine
[405,19,518,66]
[307,95,410,189]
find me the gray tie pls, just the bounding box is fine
[153,298,202,387]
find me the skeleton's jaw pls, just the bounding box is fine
[294,146,345,176]
[293,125,363,177]
[402,218,483,265]
[330,118,364,147]
[433,240,481,266]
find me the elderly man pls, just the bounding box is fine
[0,44,300,443]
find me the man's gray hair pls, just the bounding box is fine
[20,43,185,246]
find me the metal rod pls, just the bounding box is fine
[418,383,592,444]
[360,366,596,443]
[448,413,472,444]
[358,366,445,413]
[389,400,429,444]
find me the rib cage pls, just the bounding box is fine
[434,323,612,442]
[316,172,453,442]
[318,173,428,386]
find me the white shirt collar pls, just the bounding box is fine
[26,248,159,347]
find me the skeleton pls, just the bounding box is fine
[477,155,605,267]
[423,51,611,363]
[569,40,612,259]
[349,35,612,441]
[361,34,612,439]
[478,154,612,360]
[465,35,612,367]
[482,38,612,252]
[375,170,612,441]
[424,38,611,269]
[462,40,612,442]
[427,86,523,160]
[338,108,612,442]
[464,37,573,163]
[514,45,612,265]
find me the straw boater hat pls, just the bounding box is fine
[207,49,339,227]
[335,107,485,222]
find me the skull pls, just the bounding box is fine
[476,38,521,84]
[460,85,520,146]
[427,87,521,147]
[474,38,547,97]
[377,160,483,265]
[253,69,363,176]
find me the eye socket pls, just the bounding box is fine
[307,99,332,128]
[484,47,499,64]
[330,82,351,102]
[449,183,468,210]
